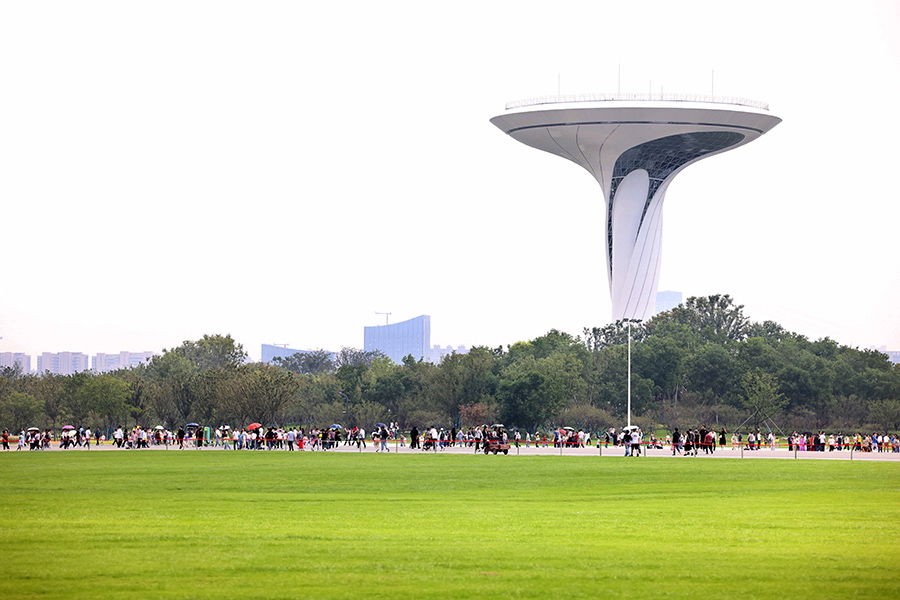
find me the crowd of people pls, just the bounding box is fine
[3,424,898,454]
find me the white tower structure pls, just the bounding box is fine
[491,94,781,321]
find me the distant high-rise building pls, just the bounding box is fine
[261,344,323,364]
[364,315,431,364]
[655,291,683,315]
[884,351,899,365]
[37,352,90,375]
[0,352,31,373]
[426,344,468,364]
[92,351,156,373]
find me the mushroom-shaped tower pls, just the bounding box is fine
[490,94,781,321]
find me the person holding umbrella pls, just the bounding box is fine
[25,427,39,450]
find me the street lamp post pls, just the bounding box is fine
[627,320,632,428]
[625,319,642,428]
[337,391,350,427]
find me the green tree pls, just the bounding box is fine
[274,350,334,374]
[741,370,786,430]
[171,334,247,371]
[113,366,152,427]
[146,379,175,428]
[496,370,547,429]
[634,335,686,405]
[63,372,93,426]
[684,344,741,404]
[458,401,495,427]
[868,399,900,432]
[427,352,464,423]
[148,352,196,424]
[669,294,749,343]
[746,320,789,344]
[242,364,300,426]
[584,321,647,351]
[352,400,387,430]
[216,366,259,427]
[736,337,782,373]
[0,392,44,432]
[456,346,499,407]
[28,374,68,431]
[80,375,130,430]
[334,347,384,369]
[496,353,584,429]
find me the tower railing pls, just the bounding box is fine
[505,93,769,111]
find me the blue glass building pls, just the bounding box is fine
[261,344,315,364]
[364,315,430,364]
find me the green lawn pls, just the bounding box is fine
[1,452,898,599]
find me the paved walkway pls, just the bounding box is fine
[23,441,900,461]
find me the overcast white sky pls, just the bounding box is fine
[1,1,899,361]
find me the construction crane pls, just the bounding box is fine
[375,312,391,325]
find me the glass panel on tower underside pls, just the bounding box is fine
[606,131,745,277]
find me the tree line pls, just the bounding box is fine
[2,296,899,435]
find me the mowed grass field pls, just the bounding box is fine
[1,452,898,599]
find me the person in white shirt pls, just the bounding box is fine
[286,428,295,451]
[429,427,439,451]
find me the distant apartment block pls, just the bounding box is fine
[869,346,899,365]
[0,352,31,373]
[261,344,327,364]
[364,315,431,364]
[427,344,468,364]
[37,352,90,375]
[92,351,156,373]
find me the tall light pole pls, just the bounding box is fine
[625,319,642,427]
[337,391,350,427]
[627,320,632,427]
